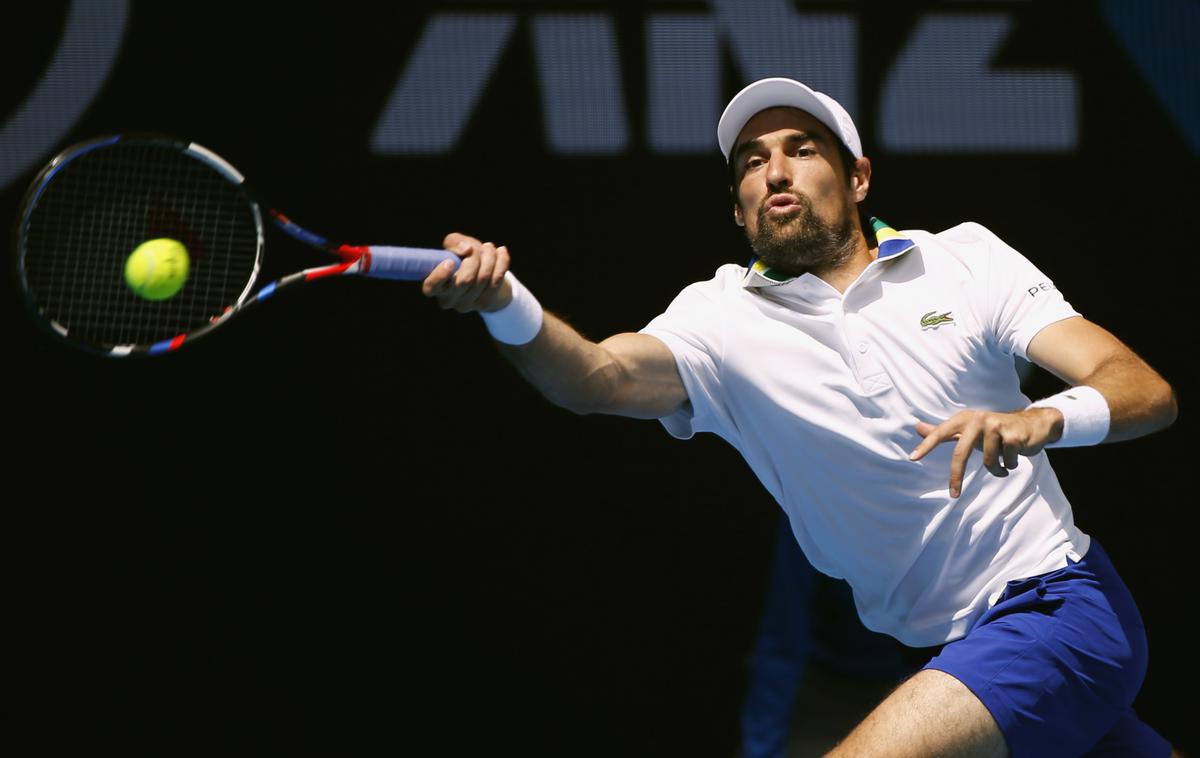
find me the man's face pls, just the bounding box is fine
[730,107,863,277]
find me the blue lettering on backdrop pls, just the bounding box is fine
[0,0,129,190]
[370,5,1077,156]
[879,15,1078,152]
[531,15,629,155]
[18,3,1199,189]
[370,14,519,155]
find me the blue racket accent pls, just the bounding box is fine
[25,135,122,219]
[366,246,461,280]
[148,337,177,355]
[271,212,330,248]
[257,282,278,300]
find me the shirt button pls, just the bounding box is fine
[857,342,869,353]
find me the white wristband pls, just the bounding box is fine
[479,271,544,345]
[1029,385,1110,447]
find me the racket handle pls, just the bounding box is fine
[364,246,461,280]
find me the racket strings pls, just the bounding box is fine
[20,140,260,350]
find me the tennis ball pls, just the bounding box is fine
[125,238,190,300]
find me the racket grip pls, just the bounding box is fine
[364,246,461,280]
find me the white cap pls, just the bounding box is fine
[717,77,862,161]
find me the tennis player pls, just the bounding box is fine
[423,77,1180,757]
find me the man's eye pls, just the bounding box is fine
[795,146,815,156]
[745,157,765,169]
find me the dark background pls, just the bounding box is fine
[6,2,1194,755]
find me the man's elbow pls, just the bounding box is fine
[555,378,685,420]
[1137,368,1180,432]
[558,397,606,416]
[547,364,624,417]
[555,387,636,417]
[1158,381,1180,429]
[544,387,607,416]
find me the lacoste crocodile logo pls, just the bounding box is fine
[920,310,955,329]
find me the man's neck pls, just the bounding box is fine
[812,233,878,294]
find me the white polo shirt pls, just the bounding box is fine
[639,220,1091,647]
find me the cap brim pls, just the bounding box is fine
[718,78,849,160]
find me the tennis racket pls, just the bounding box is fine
[15,134,460,357]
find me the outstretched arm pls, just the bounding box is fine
[1022,315,1177,442]
[423,232,688,419]
[909,315,1177,496]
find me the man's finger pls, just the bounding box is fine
[491,245,510,287]
[443,232,480,251]
[949,428,979,497]
[453,246,481,287]
[910,420,960,460]
[909,433,940,462]
[422,259,457,297]
[437,260,458,292]
[1003,444,1019,471]
[982,429,1006,477]
[465,242,497,302]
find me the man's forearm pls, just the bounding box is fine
[1081,353,1178,443]
[1026,317,1178,445]
[494,310,620,414]
[425,234,684,418]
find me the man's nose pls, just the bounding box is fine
[765,150,791,190]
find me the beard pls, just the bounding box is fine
[746,192,857,278]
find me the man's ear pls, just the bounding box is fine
[851,156,872,203]
[729,184,747,227]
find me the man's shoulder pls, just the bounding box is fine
[708,261,750,284]
[902,221,1005,251]
[644,262,747,333]
[674,262,749,298]
[899,221,1011,275]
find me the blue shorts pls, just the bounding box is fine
[921,538,1172,757]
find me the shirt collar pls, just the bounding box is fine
[742,216,917,289]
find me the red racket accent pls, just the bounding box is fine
[337,244,369,260]
[304,261,358,281]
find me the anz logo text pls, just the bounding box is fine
[371,3,1078,157]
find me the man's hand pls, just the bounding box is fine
[423,232,513,313]
[909,408,1064,497]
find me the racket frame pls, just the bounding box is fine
[15,133,438,357]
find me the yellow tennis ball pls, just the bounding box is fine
[125,238,190,300]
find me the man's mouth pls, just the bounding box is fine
[765,194,803,216]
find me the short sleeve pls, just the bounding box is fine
[638,270,733,440]
[975,223,1081,359]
